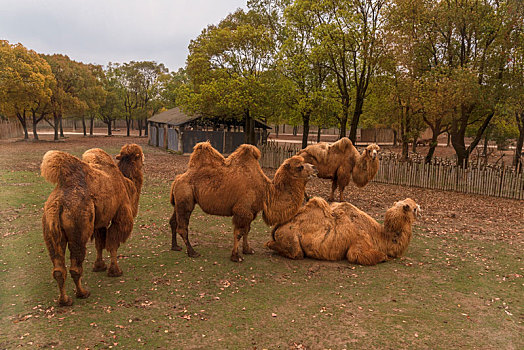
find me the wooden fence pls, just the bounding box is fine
[257,143,524,200]
[0,120,23,139]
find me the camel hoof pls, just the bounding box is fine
[107,267,123,277]
[171,245,183,251]
[188,250,200,258]
[58,295,73,307]
[230,255,244,263]
[92,261,107,272]
[243,248,255,255]
[76,289,91,299]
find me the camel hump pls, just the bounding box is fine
[304,197,333,216]
[188,141,226,168]
[301,143,329,159]
[228,144,261,163]
[82,148,116,168]
[330,137,353,153]
[41,150,89,185]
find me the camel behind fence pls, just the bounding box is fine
[258,143,524,200]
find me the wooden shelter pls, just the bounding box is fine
[148,107,270,153]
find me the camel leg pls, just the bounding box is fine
[175,201,199,258]
[106,205,134,277]
[230,226,245,262]
[338,185,346,202]
[68,239,90,299]
[105,246,122,277]
[43,214,72,306]
[328,179,337,202]
[50,247,72,306]
[346,242,387,266]
[92,228,107,272]
[242,223,255,255]
[337,170,350,202]
[231,210,254,262]
[169,208,182,251]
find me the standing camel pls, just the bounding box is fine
[169,142,316,262]
[298,137,380,202]
[41,144,144,306]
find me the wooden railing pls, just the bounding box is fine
[258,143,524,200]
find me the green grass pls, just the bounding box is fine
[0,145,522,349]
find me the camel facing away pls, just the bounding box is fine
[267,197,420,265]
[298,138,380,202]
[41,144,144,306]
[170,142,316,262]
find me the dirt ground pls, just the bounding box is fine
[1,133,522,245]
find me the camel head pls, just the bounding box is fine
[116,144,145,167]
[364,144,380,160]
[281,155,317,180]
[393,198,421,220]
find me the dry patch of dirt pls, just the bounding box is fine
[1,134,521,244]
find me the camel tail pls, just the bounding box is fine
[41,151,87,185]
[170,180,176,206]
[42,202,64,255]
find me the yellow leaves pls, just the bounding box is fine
[0,41,55,116]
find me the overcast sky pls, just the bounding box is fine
[0,0,247,72]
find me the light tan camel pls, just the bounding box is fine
[298,138,380,201]
[266,197,420,265]
[169,141,316,262]
[41,144,144,306]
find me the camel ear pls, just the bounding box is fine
[284,163,291,169]
[403,204,410,212]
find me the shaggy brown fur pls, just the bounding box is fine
[266,197,420,265]
[170,142,316,262]
[298,138,380,201]
[41,144,144,306]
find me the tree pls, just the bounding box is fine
[420,0,512,165]
[278,0,331,148]
[0,41,54,140]
[43,55,95,141]
[182,9,277,145]
[295,0,386,141]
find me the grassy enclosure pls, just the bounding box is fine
[0,136,522,349]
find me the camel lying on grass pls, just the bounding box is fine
[41,144,144,306]
[298,138,380,202]
[170,142,316,262]
[267,197,420,265]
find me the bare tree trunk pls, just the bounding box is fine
[59,116,64,138]
[126,116,131,137]
[89,116,94,136]
[513,112,523,172]
[82,116,87,136]
[32,112,39,141]
[392,129,397,146]
[301,112,311,149]
[317,127,321,143]
[244,109,256,145]
[16,112,29,140]
[349,97,364,143]
[339,100,349,139]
